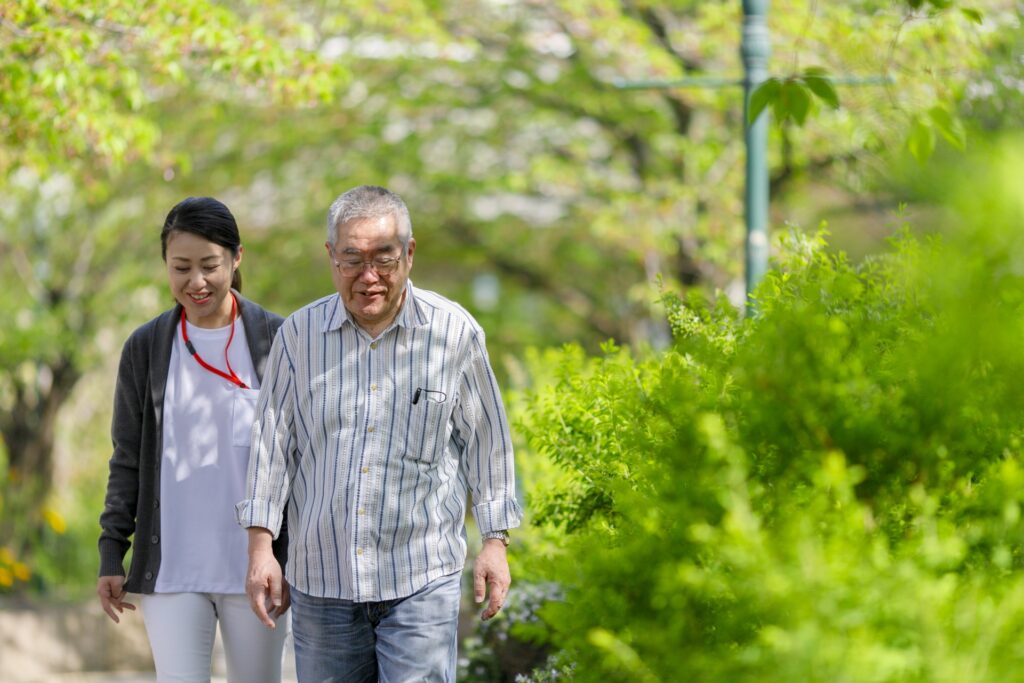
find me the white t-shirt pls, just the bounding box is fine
[156,317,260,594]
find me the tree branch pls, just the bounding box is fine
[9,245,47,304]
[770,149,869,195]
[625,2,695,136]
[0,17,33,38]
[446,219,624,340]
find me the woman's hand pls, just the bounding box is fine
[97,575,136,623]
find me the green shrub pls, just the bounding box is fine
[513,140,1024,682]
[0,453,110,597]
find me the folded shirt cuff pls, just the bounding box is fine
[234,499,284,539]
[472,498,523,536]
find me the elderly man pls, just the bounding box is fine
[236,185,522,682]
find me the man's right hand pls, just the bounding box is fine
[97,575,136,623]
[245,527,288,628]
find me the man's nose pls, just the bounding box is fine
[357,265,381,282]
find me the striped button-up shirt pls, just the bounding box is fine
[236,284,522,602]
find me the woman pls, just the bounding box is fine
[97,197,289,682]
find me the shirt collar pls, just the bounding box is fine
[323,281,430,335]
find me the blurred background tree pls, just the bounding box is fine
[0,0,345,591]
[0,0,1018,612]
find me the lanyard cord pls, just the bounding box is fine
[179,294,248,389]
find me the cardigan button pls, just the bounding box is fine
[153,499,160,509]
[151,535,159,544]
[144,571,153,580]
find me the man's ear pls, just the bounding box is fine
[405,238,416,267]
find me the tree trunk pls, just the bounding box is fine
[0,356,79,491]
[0,355,81,569]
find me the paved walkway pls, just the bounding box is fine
[50,655,300,682]
[45,631,298,682]
[50,676,235,682]
[49,676,295,682]
[49,675,296,683]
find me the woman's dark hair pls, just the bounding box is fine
[161,196,243,292]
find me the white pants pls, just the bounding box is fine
[141,592,289,683]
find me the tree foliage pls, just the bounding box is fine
[0,0,341,175]
[0,0,345,590]
[0,0,1018,593]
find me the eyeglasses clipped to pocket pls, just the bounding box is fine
[412,387,447,405]
[405,387,449,464]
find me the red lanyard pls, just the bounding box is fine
[180,294,248,389]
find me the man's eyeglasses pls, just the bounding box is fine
[333,253,403,277]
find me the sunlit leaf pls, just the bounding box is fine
[803,71,840,110]
[928,106,967,150]
[775,80,813,126]
[907,117,936,162]
[960,7,984,24]
[748,78,780,126]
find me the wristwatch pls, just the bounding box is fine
[482,530,510,547]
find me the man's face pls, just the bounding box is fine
[326,214,415,336]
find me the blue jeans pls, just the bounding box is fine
[290,572,461,683]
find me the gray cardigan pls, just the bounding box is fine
[98,293,286,593]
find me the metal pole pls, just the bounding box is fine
[741,0,771,301]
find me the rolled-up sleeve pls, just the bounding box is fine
[456,333,523,536]
[236,329,295,539]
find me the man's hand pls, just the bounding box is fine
[245,527,289,628]
[473,538,511,621]
[97,575,136,624]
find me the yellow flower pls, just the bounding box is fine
[0,547,12,565]
[0,568,12,587]
[12,563,30,582]
[43,507,66,535]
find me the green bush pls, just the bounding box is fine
[512,141,1024,682]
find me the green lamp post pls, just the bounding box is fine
[741,0,771,298]
[616,2,888,303]
[617,2,774,303]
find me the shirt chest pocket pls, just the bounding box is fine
[401,399,450,464]
[231,388,261,448]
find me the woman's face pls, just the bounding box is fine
[165,230,242,328]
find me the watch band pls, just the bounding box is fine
[482,530,510,546]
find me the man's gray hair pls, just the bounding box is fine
[326,185,413,248]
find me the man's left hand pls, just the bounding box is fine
[245,527,289,628]
[473,538,510,620]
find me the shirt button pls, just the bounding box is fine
[361,466,369,474]
[356,548,364,555]
[367,426,375,433]
[370,342,378,350]
[358,508,366,515]
[370,384,378,391]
